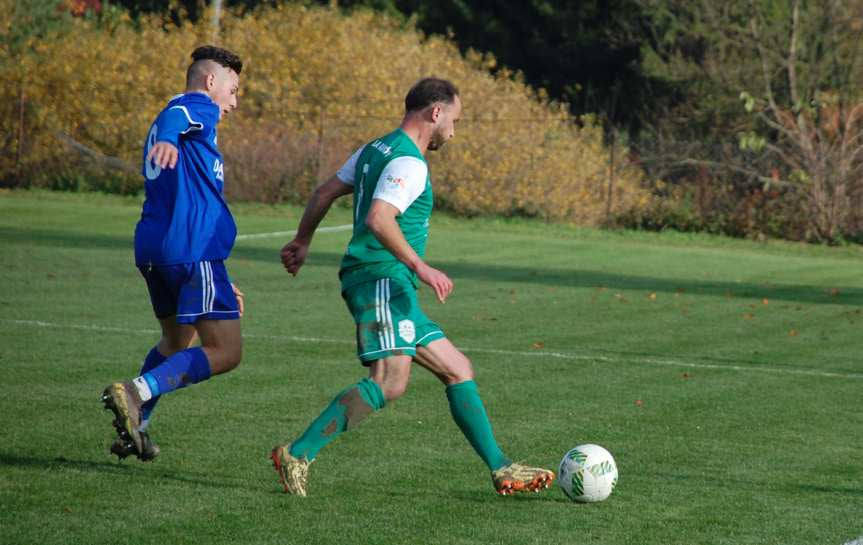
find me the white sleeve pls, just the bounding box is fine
[372,156,428,213]
[336,146,365,185]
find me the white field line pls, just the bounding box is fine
[235,224,352,241]
[5,318,863,381]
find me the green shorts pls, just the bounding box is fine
[342,277,446,364]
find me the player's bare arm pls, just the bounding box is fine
[365,198,453,303]
[146,141,179,169]
[280,175,353,276]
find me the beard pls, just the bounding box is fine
[427,129,447,151]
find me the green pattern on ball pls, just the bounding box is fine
[571,470,584,498]
[588,460,615,478]
[567,449,588,465]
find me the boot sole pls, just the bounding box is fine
[101,385,143,458]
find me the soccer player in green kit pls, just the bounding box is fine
[272,78,554,497]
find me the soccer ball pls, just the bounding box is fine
[558,444,618,503]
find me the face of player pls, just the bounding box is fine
[208,66,240,119]
[428,95,462,151]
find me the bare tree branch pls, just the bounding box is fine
[55,131,137,175]
[787,0,800,107]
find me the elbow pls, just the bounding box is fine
[313,184,334,204]
[313,180,345,206]
[364,211,382,234]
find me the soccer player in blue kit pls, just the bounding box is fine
[101,46,245,461]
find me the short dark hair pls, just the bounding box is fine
[190,45,243,74]
[404,78,459,113]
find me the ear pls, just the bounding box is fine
[205,72,216,91]
[429,104,442,122]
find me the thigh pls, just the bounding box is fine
[367,354,413,401]
[156,315,197,354]
[414,338,474,385]
[194,318,242,375]
[195,318,242,351]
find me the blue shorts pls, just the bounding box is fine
[139,260,240,324]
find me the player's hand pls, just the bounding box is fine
[146,141,179,169]
[280,239,309,276]
[416,263,453,303]
[231,283,245,317]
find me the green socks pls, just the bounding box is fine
[446,380,510,471]
[290,377,386,460]
[289,378,508,470]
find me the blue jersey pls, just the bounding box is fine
[134,93,237,266]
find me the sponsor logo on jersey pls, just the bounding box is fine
[385,174,406,189]
[371,139,392,156]
[214,158,224,181]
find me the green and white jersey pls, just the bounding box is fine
[337,128,433,291]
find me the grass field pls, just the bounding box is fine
[1,190,861,545]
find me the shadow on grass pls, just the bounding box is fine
[651,470,863,497]
[234,248,863,307]
[5,226,862,306]
[0,452,261,493]
[0,227,131,251]
[380,485,568,504]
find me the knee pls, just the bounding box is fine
[453,367,474,383]
[446,356,474,385]
[381,379,408,401]
[446,369,474,385]
[204,343,242,374]
[159,335,194,355]
[223,344,243,370]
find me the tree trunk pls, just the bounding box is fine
[16,83,25,184]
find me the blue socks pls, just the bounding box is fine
[139,347,167,425]
[132,347,212,407]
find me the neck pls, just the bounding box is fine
[399,114,431,155]
[185,86,210,98]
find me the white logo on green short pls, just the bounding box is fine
[398,320,415,343]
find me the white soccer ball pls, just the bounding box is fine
[558,443,618,503]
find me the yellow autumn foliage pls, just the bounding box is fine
[0,2,649,223]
